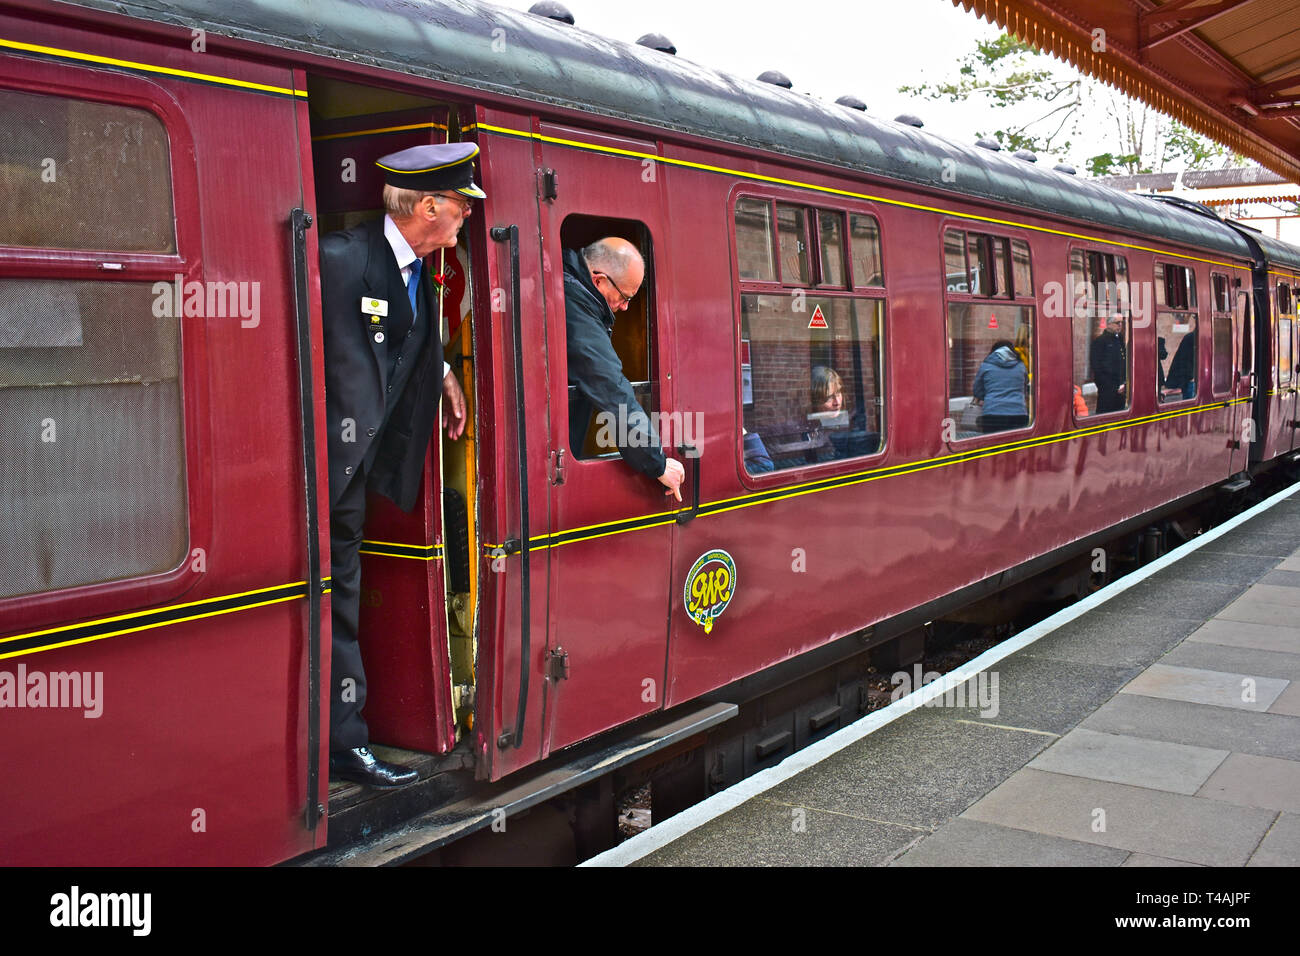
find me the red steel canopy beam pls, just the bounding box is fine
[1139,0,1252,51]
[952,0,1300,182]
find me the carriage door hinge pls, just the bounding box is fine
[549,448,566,485]
[547,647,570,681]
[539,167,558,201]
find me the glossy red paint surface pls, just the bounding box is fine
[0,12,320,864]
[2,1,1293,864]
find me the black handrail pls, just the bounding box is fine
[491,225,530,750]
[289,207,323,830]
[676,443,701,525]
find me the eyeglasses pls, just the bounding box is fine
[595,271,638,306]
[432,192,472,215]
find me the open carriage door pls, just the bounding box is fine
[310,106,458,753]
[536,126,677,755]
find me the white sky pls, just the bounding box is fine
[486,0,1207,174]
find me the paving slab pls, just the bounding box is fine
[1198,753,1300,813]
[890,817,1127,867]
[1267,681,1300,716]
[632,795,922,867]
[961,768,1277,866]
[760,707,1052,830]
[1234,583,1300,608]
[1082,694,1300,760]
[1216,594,1300,627]
[1026,728,1228,795]
[1275,553,1300,572]
[1120,663,1287,712]
[1122,853,1202,866]
[1186,619,1300,654]
[1161,640,1300,681]
[1247,812,1300,867]
[1260,569,1300,588]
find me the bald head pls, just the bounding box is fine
[582,237,645,313]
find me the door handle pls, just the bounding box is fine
[675,443,701,525]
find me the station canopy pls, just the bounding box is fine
[953,0,1300,182]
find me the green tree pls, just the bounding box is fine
[900,32,1235,176]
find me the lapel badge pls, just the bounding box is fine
[374,331,385,344]
[361,297,389,317]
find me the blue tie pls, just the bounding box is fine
[406,259,422,325]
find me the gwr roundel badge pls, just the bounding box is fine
[684,549,736,635]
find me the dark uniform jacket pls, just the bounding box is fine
[562,248,666,478]
[1090,329,1127,412]
[320,217,442,512]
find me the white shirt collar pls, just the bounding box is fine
[383,215,419,273]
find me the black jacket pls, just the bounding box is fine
[319,217,441,512]
[1090,330,1126,411]
[562,248,666,478]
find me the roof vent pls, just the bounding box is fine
[894,113,924,128]
[1013,149,1038,163]
[835,95,867,111]
[636,33,677,54]
[1053,163,1077,175]
[528,1,575,24]
[757,70,793,88]
[975,137,1001,151]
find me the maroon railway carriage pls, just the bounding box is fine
[1,0,1297,865]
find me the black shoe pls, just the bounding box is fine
[329,746,419,789]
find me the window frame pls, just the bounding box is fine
[942,221,1038,444]
[1069,245,1133,423]
[730,187,888,485]
[1154,259,1201,406]
[0,62,210,631]
[1209,272,1233,397]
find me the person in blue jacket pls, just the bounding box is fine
[972,338,1029,433]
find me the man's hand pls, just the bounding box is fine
[658,457,685,502]
[442,369,467,440]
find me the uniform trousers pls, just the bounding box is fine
[329,463,372,751]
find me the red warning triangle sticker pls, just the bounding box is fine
[807,304,828,329]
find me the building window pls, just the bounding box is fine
[0,88,186,599]
[1156,263,1199,402]
[945,228,1034,437]
[735,198,885,475]
[1071,249,1131,417]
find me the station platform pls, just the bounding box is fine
[588,485,1300,868]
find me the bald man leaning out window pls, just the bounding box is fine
[561,237,685,500]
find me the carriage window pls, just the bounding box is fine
[776,204,811,286]
[736,199,886,475]
[739,295,884,473]
[1159,263,1196,311]
[0,87,186,600]
[850,215,883,287]
[1157,263,1198,402]
[1071,249,1131,417]
[0,88,175,252]
[735,198,776,282]
[1212,274,1230,313]
[817,210,847,288]
[562,218,658,460]
[1280,317,1294,387]
[1211,274,1232,396]
[945,229,1035,437]
[0,280,186,598]
[1011,239,1033,296]
[1279,283,1293,317]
